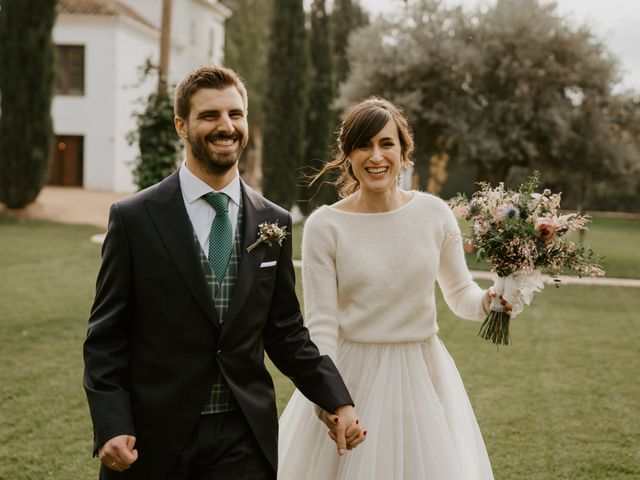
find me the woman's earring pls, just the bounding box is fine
[347,159,354,175]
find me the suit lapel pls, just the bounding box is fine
[222,181,269,332]
[144,171,220,327]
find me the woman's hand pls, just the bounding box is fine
[483,287,513,315]
[319,406,366,455]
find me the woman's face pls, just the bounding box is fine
[349,119,402,195]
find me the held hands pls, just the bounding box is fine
[483,287,513,315]
[98,435,138,472]
[319,405,366,455]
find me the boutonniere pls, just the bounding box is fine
[246,221,288,253]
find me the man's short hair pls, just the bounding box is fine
[174,66,248,119]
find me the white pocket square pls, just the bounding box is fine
[260,260,277,268]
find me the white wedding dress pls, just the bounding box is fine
[278,193,494,480]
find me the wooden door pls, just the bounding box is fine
[49,135,83,186]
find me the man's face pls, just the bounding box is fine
[181,86,249,174]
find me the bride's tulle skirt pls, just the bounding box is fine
[278,336,494,479]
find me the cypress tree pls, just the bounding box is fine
[300,0,336,212]
[223,0,273,189]
[330,0,368,92]
[224,0,272,130]
[0,0,57,209]
[262,0,307,210]
[328,0,369,144]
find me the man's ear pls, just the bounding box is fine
[174,116,188,138]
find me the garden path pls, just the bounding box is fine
[23,186,640,287]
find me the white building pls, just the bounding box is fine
[51,0,231,192]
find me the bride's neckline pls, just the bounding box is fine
[325,191,417,216]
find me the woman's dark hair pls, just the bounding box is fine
[311,97,414,198]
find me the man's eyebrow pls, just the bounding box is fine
[197,109,219,117]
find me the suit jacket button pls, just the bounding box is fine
[217,350,223,358]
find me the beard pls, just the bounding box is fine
[187,129,247,175]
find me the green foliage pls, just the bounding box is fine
[127,63,181,190]
[223,0,273,127]
[329,0,369,91]
[222,0,273,187]
[328,0,369,130]
[339,0,639,192]
[0,0,56,209]
[262,0,307,209]
[587,181,640,212]
[551,92,640,212]
[458,0,619,183]
[300,0,336,213]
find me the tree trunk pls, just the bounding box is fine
[158,0,173,97]
[576,174,591,244]
[240,124,263,192]
[426,152,450,194]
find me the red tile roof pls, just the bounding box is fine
[57,0,157,30]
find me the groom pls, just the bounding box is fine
[83,66,362,479]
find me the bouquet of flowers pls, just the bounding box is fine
[450,172,604,345]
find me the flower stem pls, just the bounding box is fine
[246,238,263,253]
[478,310,512,345]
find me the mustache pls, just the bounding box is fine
[204,132,241,142]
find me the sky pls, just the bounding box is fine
[359,0,640,92]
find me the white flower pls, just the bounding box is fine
[474,219,490,235]
[493,204,520,222]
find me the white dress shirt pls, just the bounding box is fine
[179,162,241,259]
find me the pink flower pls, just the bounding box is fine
[463,239,475,254]
[535,217,556,241]
[452,204,471,220]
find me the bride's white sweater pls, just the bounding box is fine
[301,191,486,361]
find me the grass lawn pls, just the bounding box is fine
[1,218,639,479]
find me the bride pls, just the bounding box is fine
[278,97,510,479]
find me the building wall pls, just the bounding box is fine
[170,0,228,81]
[120,0,229,84]
[52,1,230,192]
[113,18,159,192]
[52,16,118,191]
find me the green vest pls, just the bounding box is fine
[193,196,244,414]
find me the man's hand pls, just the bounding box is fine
[319,405,366,455]
[98,435,138,472]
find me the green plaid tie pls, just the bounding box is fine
[203,192,233,283]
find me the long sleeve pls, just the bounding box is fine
[263,213,352,413]
[83,203,135,454]
[437,204,486,321]
[301,210,340,364]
